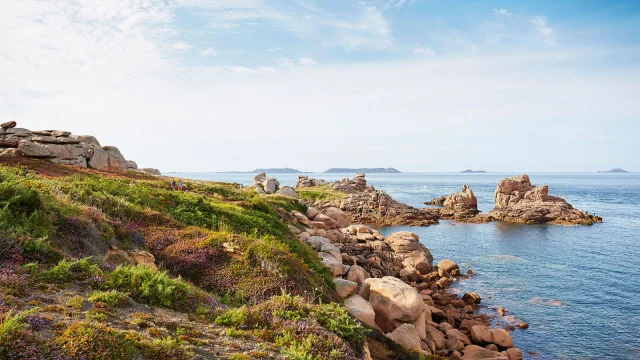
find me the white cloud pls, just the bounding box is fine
[531,16,553,36]
[298,57,318,65]
[413,47,436,56]
[267,47,282,52]
[277,58,296,67]
[200,48,218,56]
[493,8,512,16]
[172,42,193,52]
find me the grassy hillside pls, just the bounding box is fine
[0,159,374,359]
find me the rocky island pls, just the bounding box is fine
[460,170,487,173]
[598,168,629,173]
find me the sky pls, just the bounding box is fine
[1,0,639,172]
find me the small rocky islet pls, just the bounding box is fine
[1,122,602,359]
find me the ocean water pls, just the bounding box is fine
[173,172,640,360]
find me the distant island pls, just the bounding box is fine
[460,169,487,173]
[324,167,401,174]
[598,168,629,173]
[250,168,302,173]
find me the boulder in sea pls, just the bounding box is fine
[440,185,479,219]
[488,174,601,225]
[425,195,447,206]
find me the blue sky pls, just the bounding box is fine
[1,0,639,172]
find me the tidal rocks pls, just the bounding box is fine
[470,325,514,349]
[437,259,459,274]
[440,185,479,219]
[426,195,447,206]
[488,174,601,225]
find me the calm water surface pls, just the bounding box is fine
[173,172,640,360]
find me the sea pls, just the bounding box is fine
[172,172,640,360]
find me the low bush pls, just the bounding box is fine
[54,321,135,360]
[40,258,102,283]
[88,290,130,307]
[138,337,190,360]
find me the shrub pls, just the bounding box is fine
[315,303,366,354]
[55,321,135,360]
[0,307,39,345]
[138,337,190,360]
[65,296,85,310]
[0,268,28,296]
[88,290,130,307]
[214,308,248,327]
[40,258,101,283]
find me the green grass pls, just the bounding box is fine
[295,185,345,202]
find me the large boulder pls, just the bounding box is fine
[319,252,348,276]
[441,185,478,219]
[437,259,459,274]
[470,325,514,349]
[126,160,138,169]
[361,276,425,333]
[461,345,509,360]
[253,172,266,184]
[385,324,422,353]
[313,213,339,229]
[262,178,279,194]
[488,174,599,225]
[344,294,378,329]
[323,207,349,228]
[275,186,297,198]
[384,232,433,274]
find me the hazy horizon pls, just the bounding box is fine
[2,0,639,173]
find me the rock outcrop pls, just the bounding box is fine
[295,175,326,188]
[425,195,447,206]
[251,173,299,198]
[488,174,602,225]
[305,174,439,227]
[440,185,479,220]
[0,122,153,174]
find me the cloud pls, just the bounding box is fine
[277,58,296,67]
[298,57,318,65]
[493,8,512,16]
[267,47,283,52]
[531,16,553,36]
[200,48,218,56]
[172,42,193,52]
[413,46,436,56]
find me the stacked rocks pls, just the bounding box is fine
[294,175,326,188]
[0,122,150,174]
[251,173,297,198]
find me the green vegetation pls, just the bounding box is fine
[0,161,369,359]
[214,294,366,359]
[55,321,135,360]
[295,185,345,202]
[88,290,130,307]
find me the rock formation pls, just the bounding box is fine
[440,185,479,220]
[295,175,326,188]
[303,174,439,227]
[0,122,155,175]
[250,173,298,198]
[488,174,602,225]
[425,195,447,206]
